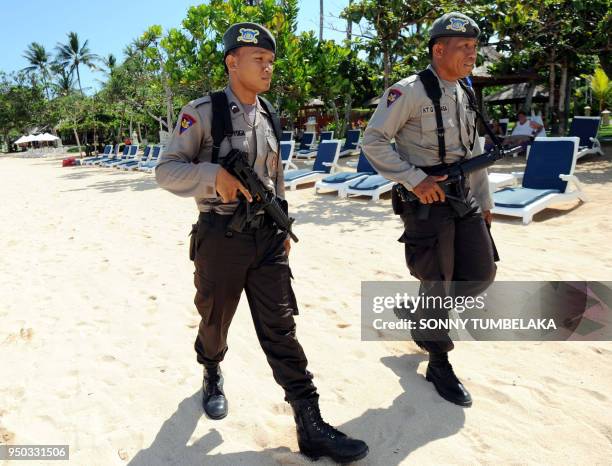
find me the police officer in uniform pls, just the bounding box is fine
[363,12,497,407]
[155,22,368,463]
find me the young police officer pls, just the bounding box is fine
[155,22,368,463]
[363,12,497,407]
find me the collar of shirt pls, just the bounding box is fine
[428,64,460,102]
[224,86,269,120]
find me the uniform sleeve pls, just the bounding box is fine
[362,85,428,189]
[467,132,494,211]
[155,104,220,199]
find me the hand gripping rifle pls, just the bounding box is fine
[221,149,299,242]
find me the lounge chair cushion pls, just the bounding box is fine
[349,174,390,191]
[321,172,372,184]
[284,169,323,182]
[493,187,560,208]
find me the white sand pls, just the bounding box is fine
[1,151,611,465]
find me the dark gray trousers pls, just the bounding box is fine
[192,212,317,402]
[399,202,497,353]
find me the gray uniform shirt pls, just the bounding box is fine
[155,86,284,214]
[363,65,493,211]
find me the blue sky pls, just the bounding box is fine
[0,0,350,93]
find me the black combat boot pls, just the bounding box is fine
[203,365,228,420]
[425,353,472,407]
[290,398,369,463]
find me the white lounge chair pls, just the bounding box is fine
[491,137,588,224]
[340,173,393,201]
[315,148,375,195]
[280,141,297,171]
[119,146,151,170]
[293,132,316,159]
[281,131,293,142]
[284,140,341,191]
[568,116,604,159]
[338,129,361,157]
[81,144,114,166]
[94,144,126,166]
[139,146,163,172]
[103,144,139,167]
[296,131,333,159]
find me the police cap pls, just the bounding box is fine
[223,22,276,57]
[429,12,480,42]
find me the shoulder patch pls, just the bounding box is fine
[387,88,402,107]
[179,113,196,134]
[189,96,211,108]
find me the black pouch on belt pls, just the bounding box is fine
[188,222,199,261]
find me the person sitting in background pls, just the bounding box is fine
[503,110,545,153]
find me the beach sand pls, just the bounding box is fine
[1,149,611,465]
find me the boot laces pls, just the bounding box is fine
[304,404,343,440]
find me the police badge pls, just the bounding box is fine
[237,28,259,44]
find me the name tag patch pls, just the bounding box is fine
[422,105,449,114]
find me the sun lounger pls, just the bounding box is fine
[280,141,297,171]
[315,148,375,195]
[338,130,361,157]
[568,116,604,159]
[491,137,588,224]
[284,140,341,190]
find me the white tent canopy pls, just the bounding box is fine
[34,133,60,142]
[14,133,60,144]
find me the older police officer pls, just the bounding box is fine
[155,22,368,463]
[363,12,497,407]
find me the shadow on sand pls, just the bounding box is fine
[129,354,466,466]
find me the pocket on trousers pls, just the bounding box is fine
[399,233,439,281]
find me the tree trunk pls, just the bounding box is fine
[342,94,352,138]
[330,100,340,135]
[548,59,557,134]
[523,80,537,113]
[76,65,83,96]
[383,47,391,90]
[558,60,568,134]
[117,105,126,143]
[319,0,324,42]
[72,125,82,158]
[346,0,352,41]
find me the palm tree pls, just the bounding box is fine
[22,42,51,99]
[590,67,612,112]
[50,63,75,97]
[104,53,117,74]
[55,31,99,95]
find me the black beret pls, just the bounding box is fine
[223,22,276,56]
